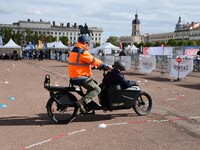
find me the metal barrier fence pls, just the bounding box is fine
[94,54,200,73]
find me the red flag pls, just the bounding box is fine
[119,41,122,49]
[143,47,150,55]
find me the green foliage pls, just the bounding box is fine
[167,39,177,46]
[138,42,144,48]
[93,42,100,48]
[133,42,139,47]
[145,42,154,47]
[0,28,12,44]
[154,41,163,46]
[122,43,129,48]
[177,40,188,46]
[188,40,197,46]
[59,36,69,46]
[106,36,119,46]
[196,40,200,45]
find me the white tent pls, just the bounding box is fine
[93,42,120,55]
[2,38,21,48]
[125,44,138,54]
[0,38,22,57]
[54,41,68,49]
[47,41,68,49]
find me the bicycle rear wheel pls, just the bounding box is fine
[46,98,78,124]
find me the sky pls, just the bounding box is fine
[0,0,200,42]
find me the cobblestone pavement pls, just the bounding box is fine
[0,59,200,150]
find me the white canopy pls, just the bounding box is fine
[47,41,68,49]
[0,38,22,57]
[92,42,120,54]
[2,38,21,48]
[125,44,138,54]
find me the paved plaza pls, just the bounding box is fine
[0,59,200,150]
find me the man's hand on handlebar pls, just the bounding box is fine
[91,65,113,71]
[91,66,97,70]
[104,65,113,71]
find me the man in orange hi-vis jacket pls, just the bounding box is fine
[68,35,112,113]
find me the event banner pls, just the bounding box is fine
[143,46,173,56]
[169,59,193,78]
[139,55,156,74]
[104,56,115,66]
[183,46,200,56]
[120,56,131,70]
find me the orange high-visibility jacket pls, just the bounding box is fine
[68,43,103,79]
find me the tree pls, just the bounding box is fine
[138,42,144,48]
[177,40,188,46]
[59,36,69,46]
[167,39,177,46]
[12,32,22,45]
[196,40,200,45]
[144,42,154,47]
[133,42,139,47]
[0,28,12,44]
[45,35,56,43]
[24,29,34,45]
[154,41,163,46]
[106,36,119,46]
[188,40,197,46]
[93,42,100,48]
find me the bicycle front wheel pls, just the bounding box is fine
[133,92,153,116]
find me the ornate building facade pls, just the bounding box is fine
[120,14,200,45]
[119,13,141,45]
[0,19,103,45]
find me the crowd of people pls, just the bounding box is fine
[0,49,71,61]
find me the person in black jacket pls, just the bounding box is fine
[104,60,136,89]
[119,49,126,56]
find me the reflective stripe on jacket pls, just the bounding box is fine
[68,42,103,78]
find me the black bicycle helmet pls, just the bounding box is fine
[112,61,126,71]
[78,35,91,43]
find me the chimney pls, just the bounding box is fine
[74,23,77,28]
[53,21,55,26]
[27,19,30,21]
[40,19,42,22]
[67,23,70,27]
